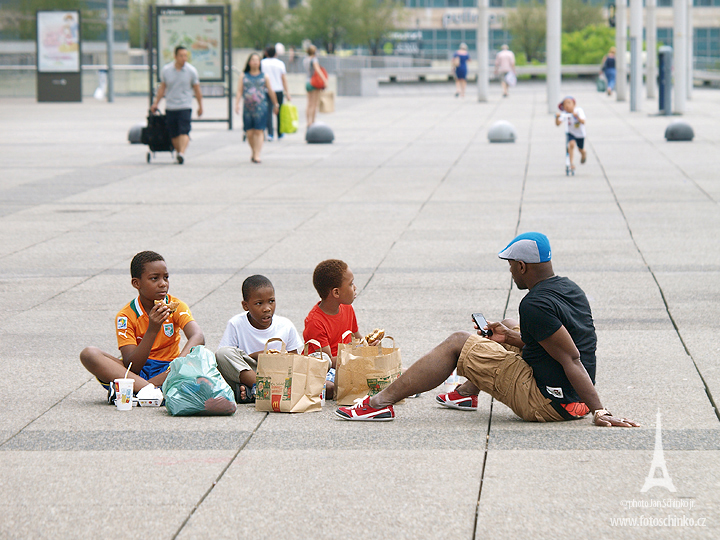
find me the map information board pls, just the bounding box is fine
[157,6,224,82]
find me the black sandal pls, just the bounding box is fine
[234,383,255,404]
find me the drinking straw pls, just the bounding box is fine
[124,362,132,379]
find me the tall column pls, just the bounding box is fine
[646,0,657,99]
[674,0,687,113]
[106,0,114,102]
[615,0,628,101]
[477,0,489,102]
[546,0,561,113]
[629,0,643,111]
[687,0,693,99]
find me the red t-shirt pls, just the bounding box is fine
[303,303,358,357]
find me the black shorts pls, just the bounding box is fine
[165,109,192,138]
[566,133,585,150]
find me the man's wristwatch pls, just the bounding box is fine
[593,409,612,422]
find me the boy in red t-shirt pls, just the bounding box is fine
[304,259,377,399]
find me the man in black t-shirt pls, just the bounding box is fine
[336,232,639,427]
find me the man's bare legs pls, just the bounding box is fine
[369,331,471,409]
[172,134,189,155]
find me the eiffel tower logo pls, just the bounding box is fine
[641,410,676,493]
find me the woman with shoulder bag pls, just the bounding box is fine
[304,45,328,128]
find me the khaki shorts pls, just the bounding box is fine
[215,346,257,385]
[456,333,564,422]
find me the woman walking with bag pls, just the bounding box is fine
[235,52,278,164]
[303,45,327,128]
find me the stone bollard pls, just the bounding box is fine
[488,120,517,143]
[128,124,144,144]
[664,121,694,141]
[306,122,334,144]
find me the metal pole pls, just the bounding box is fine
[646,0,657,99]
[227,4,233,130]
[546,0,561,114]
[477,0,489,102]
[629,0,642,111]
[615,0,627,101]
[687,0,693,99]
[106,0,114,102]
[673,0,687,113]
[148,4,153,110]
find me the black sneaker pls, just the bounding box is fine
[177,154,184,165]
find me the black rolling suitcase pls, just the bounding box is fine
[141,111,174,162]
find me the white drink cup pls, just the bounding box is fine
[114,378,134,411]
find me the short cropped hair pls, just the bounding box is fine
[313,259,347,300]
[242,274,274,301]
[174,45,187,56]
[131,251,164,279]
[265,45,276,58]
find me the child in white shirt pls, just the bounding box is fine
[215,275,302,403]
[555,96,587,172]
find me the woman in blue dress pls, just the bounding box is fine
[452,43,470,98]
[600,46,617,97]
[235,52,279,163]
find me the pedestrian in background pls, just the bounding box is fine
[235,52,278,164]
[452,43,470,98]
[600,47,617,96]
[151,46,203,165]
[303,45,327,128]
[494,44,516,98]
[261,45,291,141]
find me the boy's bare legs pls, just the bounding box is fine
[79,347,153,390]
[236,368,257,401]
[369,331,471,409]
[568,139,576,169]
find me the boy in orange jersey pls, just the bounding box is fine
[80,251,204,402]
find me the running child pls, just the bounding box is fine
[555,96,587,172]
[79,251,204,402]
[215,275,303,403]
[303,259,380,399]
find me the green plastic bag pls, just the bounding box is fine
[279,102,299,134]
[162,345,237,416]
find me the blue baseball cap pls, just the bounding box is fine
[498,232,552,263]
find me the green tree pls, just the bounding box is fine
[506,1,546,63]
[234,0,286,50]
[353,0,406,56]
[562,0,604,34]
[562,24,615,64]
[292,0,356,54]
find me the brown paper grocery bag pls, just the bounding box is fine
[256,339,328,413]
[319,91,335,113]
[335,336,402,406]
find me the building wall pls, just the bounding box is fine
[399,2,720,61]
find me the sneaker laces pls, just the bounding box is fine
[351,396,370,409]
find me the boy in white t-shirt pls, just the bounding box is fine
[555,96,587,172]
[215,275,303,403]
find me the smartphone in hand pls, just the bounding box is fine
[472,313,493,338]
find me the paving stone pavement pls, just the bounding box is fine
[0,80,718,539]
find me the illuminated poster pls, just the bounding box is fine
[157,7,224,82]
[37,11,80,73]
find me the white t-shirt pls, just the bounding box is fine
[561,108,587,138]
[218,312,303,354]
[261,57,286,92]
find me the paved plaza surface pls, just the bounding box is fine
[0,80,718,539]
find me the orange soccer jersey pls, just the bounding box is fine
[115,294,194,363]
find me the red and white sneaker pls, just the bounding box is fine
[436,390,478,411]
[335,395,395,421]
